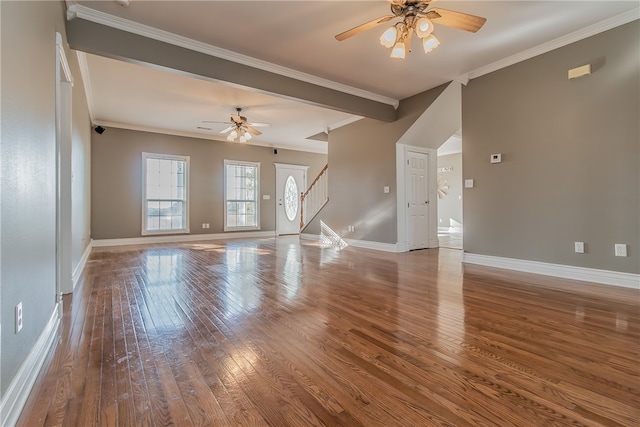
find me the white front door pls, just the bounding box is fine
[275,164,308,235]
[407,151,430,250]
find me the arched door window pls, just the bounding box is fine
[284,175,298,222]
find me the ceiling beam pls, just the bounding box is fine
[66,17,398,122]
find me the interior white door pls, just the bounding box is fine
[407,151,430,250]
[275,165,307,235]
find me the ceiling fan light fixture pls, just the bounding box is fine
[422,34,440,53]
[245,132,252,141]
[390,41,406,59]
[380,26,398,48]
[415,17,434,38]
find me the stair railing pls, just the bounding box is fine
[300,164,328,230]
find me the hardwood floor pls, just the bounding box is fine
[18,237,639,426]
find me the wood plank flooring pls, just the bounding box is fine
[18,237,640,426]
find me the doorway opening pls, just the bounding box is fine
[436,132,463,250]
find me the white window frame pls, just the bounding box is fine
[142,152,190,236]
[224,159,260,232]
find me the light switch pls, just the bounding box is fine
[262,195,270,200]
[464,179,474,188]
[383,186,390,193]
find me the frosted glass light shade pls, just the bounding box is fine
[380,26,397,48]
[390,41,406,59]
[415,17,433,38]
[422,34,440,53]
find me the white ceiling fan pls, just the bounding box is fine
[199,107,270,143]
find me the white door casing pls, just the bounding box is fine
[56,33,74,298]
[396,144,438,252]
[275,164,308,235]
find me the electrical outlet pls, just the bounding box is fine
[615,244,627,257]
[574,242,584,253]
[15,302,23,333]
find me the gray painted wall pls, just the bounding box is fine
[463,21,639,274]
[1,0,92,396]
[437,153,463,230]
[91,128,327,239]
[310,85,448,243]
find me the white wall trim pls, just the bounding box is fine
[300,234,403,253]
[56,33,73,86]
[76,51,95,123]
[92,231,276,247]
[92,120,328,154]
[66,4,399,108]
[463,253,640,289]
[71,240,93,291]
[464,8,640,82]
[344,238,400,253]
[300,233,319,241]
[0,305,61,427]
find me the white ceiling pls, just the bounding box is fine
[70,1,639,153]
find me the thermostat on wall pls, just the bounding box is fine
[490,153,502,163]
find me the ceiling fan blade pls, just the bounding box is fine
[335,15,395,41]
[231,114,243,123]
[427,8,486,33]
[245,125,262,136]
[248,122,271,128]
[219,126,235,134]
[197,126,212,131]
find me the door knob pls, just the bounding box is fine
[425,200,429,204]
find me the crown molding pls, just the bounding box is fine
[93,120,329,154]
[66,4,400,108]
[464,8,639,81]
[327,116,363,131]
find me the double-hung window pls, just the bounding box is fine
[142,152,189,235]
[224,160,260,231]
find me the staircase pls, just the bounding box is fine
[300,164,328,231]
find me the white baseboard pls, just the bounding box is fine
[92,230,276,247]
[0,305,60,427]
[71,240,93,291]
[300,233,319,241]
[301,233,398,252]
[344,238,400,253]
[463,253,640,289]
[395,242,408,253]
